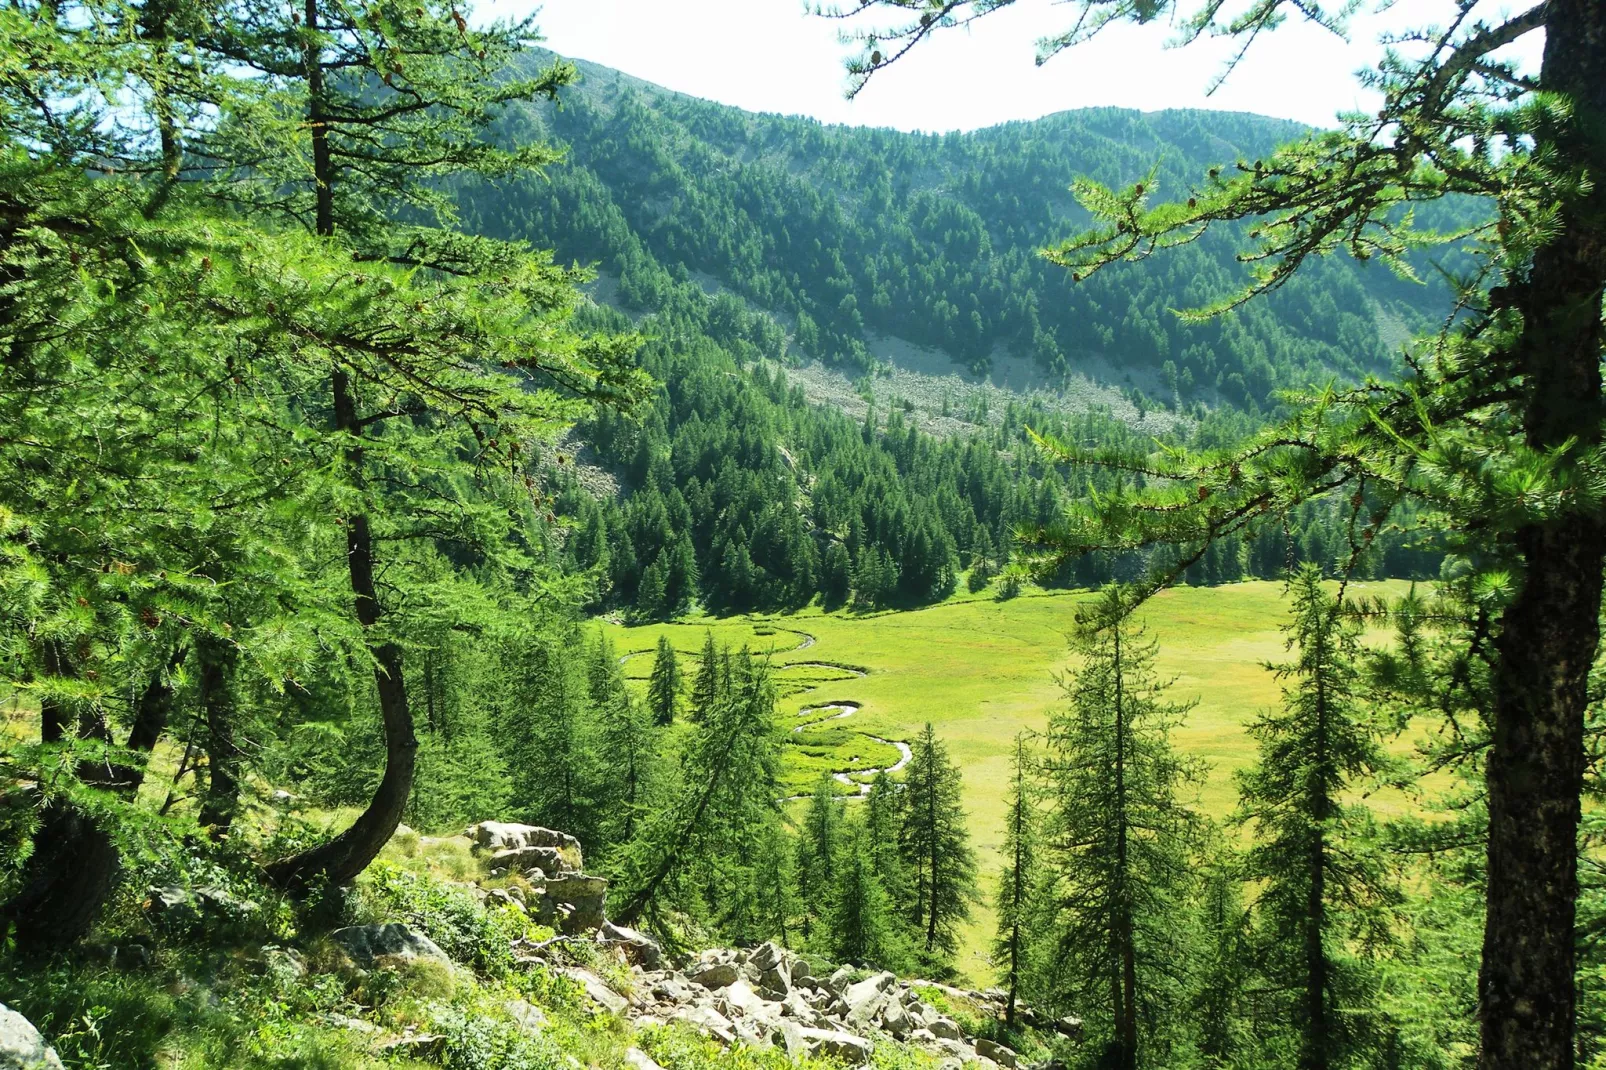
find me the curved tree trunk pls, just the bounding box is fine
[262,0,416,891]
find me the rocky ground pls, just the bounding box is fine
[5,821,1076,1069]
[464,822,1078,1069]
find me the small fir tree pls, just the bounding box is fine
[1235,566,1398,1069]
[993,731,1040,1025]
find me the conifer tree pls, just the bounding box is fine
[1236,566,1397,1069]
[1189,842,1251,1068]
[647,635,681,727]
[798,772,844,944]
[506,638,597,845]
[1041,585,1200,1070]
[899,722,976,969]
[615,647,780,926]
[831,817,900,969]
[993,732,1040,1025]
[189,0,644,890]
[596,686,657,852]
[690,630,721,721]
[864,771,910,916]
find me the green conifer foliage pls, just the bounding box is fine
[898,722,976,971]
[831,817,901,969]
[993,732,1040,1025]
[1235,567,1399,1068]
[647,635,682,727]
[1041,586,1202,1070]
[840,2,1606,1060]
[614,646,780,926]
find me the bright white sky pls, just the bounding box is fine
[491,0,1544,132]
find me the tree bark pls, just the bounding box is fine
[1480,3,1606,1067]
[1,651,176,950]
[196,635,241,832]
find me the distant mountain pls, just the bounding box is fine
[457,50,1455,409]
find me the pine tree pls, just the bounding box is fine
[863,771,910,916]
[506,637,597,845]
[899,722,976,970]
[993,732,1039,1025]
[798,772,844,944]
[1041,585,1201,1070]
[596,684,657,853]
[1235,566,1397,1069]
[647,635,681,727]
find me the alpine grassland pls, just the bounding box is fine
[604,578,1412,975]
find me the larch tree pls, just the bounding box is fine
[185,0,645,891]
[833,1,1606,1065]
[614,647,781,926]
[691,630,721,721]
[831,815,902,969]
[1040,585,1201,1070]
[1236,566,1399,1069]
[993,731,1040,1026]
[899,722,976,969]
[648,635,682,727]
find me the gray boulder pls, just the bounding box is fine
[506,999,548,1035]
[601,921,665,969]
[543,874,608,933]
[144,884,258,933]
[329,923,450,969]
[1054,1016,1084,1039]
[843,972,896,1029]
[781,1023,874,1064]
[975,1039,1018,1068]
[928,1016,962,1041]
[468,821,582,855]
[879,1000,912,1038]
[625,1049,665,1070]
[565,968,629,1016]
[674,1005,737,1044]
[492,845,574,876]
[691,962,742,989]
[0,1004,63,1070]
[826,965,856,993]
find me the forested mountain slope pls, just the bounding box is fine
[448,53,1450,617]
[460,50,1452,407]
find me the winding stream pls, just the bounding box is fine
[621,625,909,798]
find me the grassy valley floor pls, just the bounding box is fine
[603,579,1414,981]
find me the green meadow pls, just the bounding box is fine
[604,578,1414,979]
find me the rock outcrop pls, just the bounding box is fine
[0,1004,64,1070]
[450,825,1065,1068]
[329,923,451,970]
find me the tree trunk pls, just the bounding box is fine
[1,651,177,950]
[263,0,416,889]
[1480,4,1606,1068]
[196,635,241,832]
[1111,624,1138,1070]
[1305,626,1331,1070]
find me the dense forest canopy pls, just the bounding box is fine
[459,51,1467,408]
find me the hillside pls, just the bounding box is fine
[459,51,1457,409]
